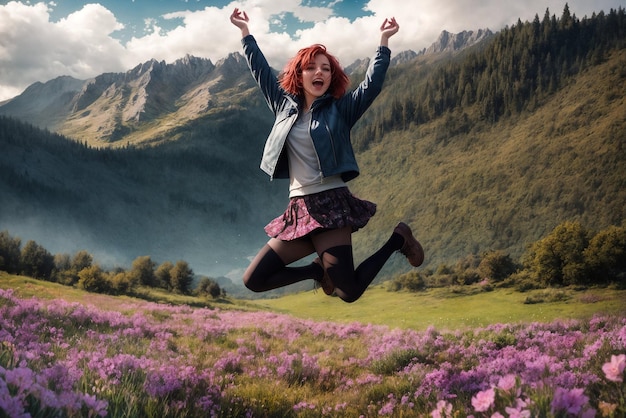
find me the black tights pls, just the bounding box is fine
[242,232,404,303]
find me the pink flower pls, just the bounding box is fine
[497,374,517,391]
[472,388,495,412]
[601,354,625,382]
[505,406,531,418]
[431,400,452,418]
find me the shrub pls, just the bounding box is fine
[77,265,111,293]
[388,271,426,292]
[584,225,626,283]
[110,271,135,294]
[477,250,517,282]
[0,230,21,274]
[523,289,571,304]
[20,240,54,280]
[196,276,222,299]
[523,221,590,286]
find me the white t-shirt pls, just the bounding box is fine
[287,110,346,197]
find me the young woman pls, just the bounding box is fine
[230,8,423,303]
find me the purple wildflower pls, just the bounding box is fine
[551,387,589,415]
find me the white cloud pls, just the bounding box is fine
[0,0,624,101]
[0,1,130,100]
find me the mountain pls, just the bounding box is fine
[0,52,285,291]
[421,29,494,55]
[0,53,256,147]
[0,76,85,130]
[343,29,492,74]
[0,112,285,290]
[1,6,625,294]
[345,6,626,271]
[0,29,490,148]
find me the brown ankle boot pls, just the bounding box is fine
[394,222,424,267]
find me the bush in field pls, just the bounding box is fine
[128,255,157,287]
[155,261,174,288]
[20,240,54,280]
[523,221,591,286]
[77,264,111,293]
[69,250,94,285]
[52,253,73,284]
[522,222,626,288]
[387,271,426,292]
[0,230,21,274]
[477,250,517,282]
[196,276,223,299]
[584,224,626,284]
[456,268,481,285]
[109,270,136,294]
[170,260,194,294]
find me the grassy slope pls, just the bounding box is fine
[348,49,626,274]
[2,271,624,332]
[248,285,626,331]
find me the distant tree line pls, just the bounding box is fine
[354,5,626,150]
[389,221,626,293]
[0,230,223,299]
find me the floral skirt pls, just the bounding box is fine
[264,187,377,241]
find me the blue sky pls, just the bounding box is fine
[1,0,624,101]
[45,0,374,41]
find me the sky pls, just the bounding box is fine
[0,0,624,101]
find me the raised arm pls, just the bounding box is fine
[230,9,284,114]
[379,17,400,48]
[230,8,250,38]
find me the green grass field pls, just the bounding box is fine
[2,271,624,332]
[246,284,626,331]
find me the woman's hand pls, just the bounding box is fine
[380,17,399,47]
[230,8,250,37]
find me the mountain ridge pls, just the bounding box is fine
[0,28,493,147]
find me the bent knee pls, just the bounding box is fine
[242,275,265,292]
[340,295,359,303]
[335,289,361,303]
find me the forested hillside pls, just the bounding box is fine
[0,112,286,282]
[347,6,626,275]
[353,5,626,146]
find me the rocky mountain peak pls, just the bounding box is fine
[0,28,494,145]
[424,28,494,54]
[212,52,247,78]
[344,28,492,73]
[0,52,255,144]
[0,76,84,128]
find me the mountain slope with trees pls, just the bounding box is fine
[347,5,626,275]
[0,113,286,282]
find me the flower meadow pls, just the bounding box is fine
[1,288,625,418]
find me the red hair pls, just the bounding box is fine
[279,44,350,100]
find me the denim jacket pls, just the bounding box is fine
[242,35,391,181]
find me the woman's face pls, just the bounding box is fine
[301,53,331,105]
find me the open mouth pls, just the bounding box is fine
[312,79,325,87]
